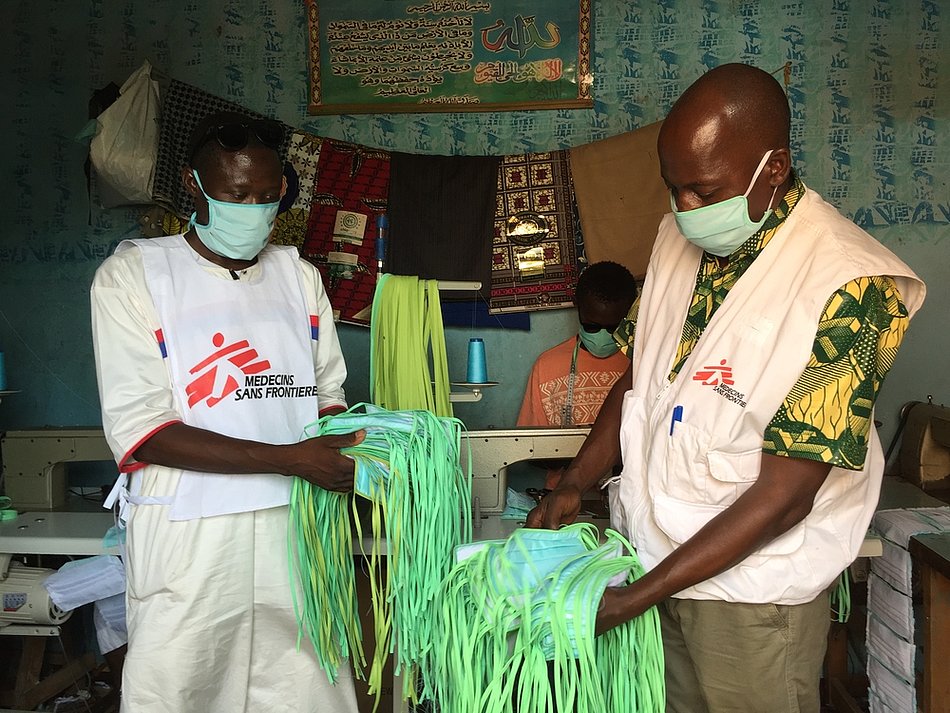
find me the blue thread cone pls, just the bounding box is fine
[466,338,488,384]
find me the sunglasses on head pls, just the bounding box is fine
[580,321,620,334]
[192,119,285,158]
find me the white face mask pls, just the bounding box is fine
[670,150,779,257]
[189,170,280,261]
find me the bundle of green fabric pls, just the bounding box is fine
[831,569,851,623]
[370,273,453,418]
[423,522,665,713]
[288,403,471,701]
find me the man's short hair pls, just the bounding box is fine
[576,261,638,306]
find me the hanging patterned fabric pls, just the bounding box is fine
[150,78,289,219]
[490,150,580,314]
[272,131,324,251]
[424,522,665,713]
[302,138,391,325]
[370,274,453,418]
[288,404,471,703]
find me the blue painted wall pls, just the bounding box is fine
[1,1,947,447]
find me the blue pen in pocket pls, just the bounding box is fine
[669,405,683,435]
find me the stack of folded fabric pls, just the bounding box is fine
[866,507,950,712]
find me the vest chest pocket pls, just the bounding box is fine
[656,420,714,503]
[706,449,763,504]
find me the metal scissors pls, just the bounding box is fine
[525,488,552,505]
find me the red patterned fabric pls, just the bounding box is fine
[302,139,391,326]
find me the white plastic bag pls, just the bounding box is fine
[89,60,161,206]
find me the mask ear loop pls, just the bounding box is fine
[743,150,782,215]
[288,404,472,707]
[188,170,216,230]
[741,150,775,198]
[429,523,666,712]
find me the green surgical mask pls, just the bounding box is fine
[189,170,279,261]
[579,327,620,358]
[670,150,779,257]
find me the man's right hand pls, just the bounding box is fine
[525,484,583,529]
[289,430,366,492]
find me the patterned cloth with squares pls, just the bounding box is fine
[141,78,648,325]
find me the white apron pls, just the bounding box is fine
[112,237,357,713]
[611,188,925,604]
[124,235,319,520]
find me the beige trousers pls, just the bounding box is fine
[661,592,831,713]
[122,504,358,713]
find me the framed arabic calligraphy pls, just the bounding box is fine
[306,0,593,114]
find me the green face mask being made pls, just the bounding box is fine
[432,522,666,713]
[579,327,620,358]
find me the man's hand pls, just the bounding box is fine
[525,485,583,529]
[287,430,366,492]
[596,587,627,636]
[132,422,367,491]
[593,454,832,633]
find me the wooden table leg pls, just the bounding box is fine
[919,559,950,713]
[825,622,866,712]
[825,622,849,682]
[13,636,45,706]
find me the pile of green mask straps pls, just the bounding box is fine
[370,273,453,417]
[287,403,472,705]
[830,569,851,623]
[426,522,665,713]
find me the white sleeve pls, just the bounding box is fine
[296,258,348,413]
[90,248,181,471]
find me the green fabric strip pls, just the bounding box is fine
[288,404,472,705]
[370,274,453,417]
[424,522,666,713]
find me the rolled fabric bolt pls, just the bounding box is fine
[466,338,487,384]
[375,214,387,274]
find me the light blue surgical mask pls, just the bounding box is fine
[189,170,280,261]
[454,524,632,660]
[671,150,779,257]
[578,327,620,358]
[455,526,592,598]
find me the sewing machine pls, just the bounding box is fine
[1,428,114,510]
[899,401,950,495]
[463,427,593,513]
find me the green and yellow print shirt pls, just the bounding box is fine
[614,177,908,471]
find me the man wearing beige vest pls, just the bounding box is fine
[528,64,925,712]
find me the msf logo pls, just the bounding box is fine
[185,333,271,408]
[692,359,735,387]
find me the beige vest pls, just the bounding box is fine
[611,188,925,604]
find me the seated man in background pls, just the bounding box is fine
[517,260,637,489]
